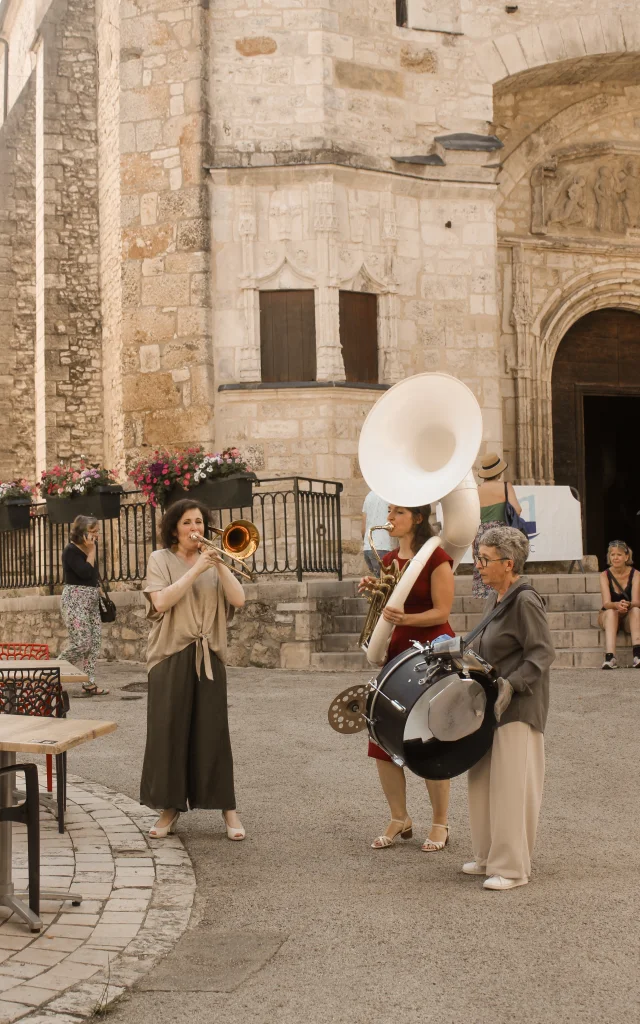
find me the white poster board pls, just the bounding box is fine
[452,486,583,563]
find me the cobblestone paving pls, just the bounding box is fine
[0,775,194,1024]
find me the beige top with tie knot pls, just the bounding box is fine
[143,548,233,677]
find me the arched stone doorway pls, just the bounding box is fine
[552,309,640,567]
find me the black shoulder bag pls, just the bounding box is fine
[503,482,529,537]
[98,576,117,623]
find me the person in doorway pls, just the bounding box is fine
[472,453,522,599]
[598,540,640,669]
[359,504,455,853]
[140,499,246,840]
[59,515,109,697]
[464,526,555,890]
[361,491,395,576]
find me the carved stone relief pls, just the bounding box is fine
[531,144,640,237]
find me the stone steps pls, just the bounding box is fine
[314,573,633,671]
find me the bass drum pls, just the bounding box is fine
[366,647,498,780]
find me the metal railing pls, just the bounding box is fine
[0,477,343,591]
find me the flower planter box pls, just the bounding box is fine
[164,474,257,511]
[45,487,123,524]
[0,501,32,532]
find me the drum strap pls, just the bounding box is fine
[463,583,537,648]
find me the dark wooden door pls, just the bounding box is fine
[259,290,316,382]
[552,308,640,565]
[339,291,378,384]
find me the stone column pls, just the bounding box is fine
[237,187,261,382]
[314,181,344,382]
[509,247,535,485]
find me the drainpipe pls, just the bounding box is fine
[0,37,7,124]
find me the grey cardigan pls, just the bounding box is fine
[474,579,555,734]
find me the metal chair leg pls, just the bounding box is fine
[55,753,65,834]
[0,762,41,928]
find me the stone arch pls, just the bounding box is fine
[476,14,640,87]
[497,91,640,206]
[512,266,640,484]
[538,266,640,368]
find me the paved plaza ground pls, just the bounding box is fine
[45,659,638,1024]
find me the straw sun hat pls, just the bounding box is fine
[478,452,508,479]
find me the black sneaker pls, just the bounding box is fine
[602,656,618,670]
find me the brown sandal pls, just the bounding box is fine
[77,684,109,698]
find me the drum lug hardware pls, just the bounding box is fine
[391,755,405,768]
[369,682,406,714]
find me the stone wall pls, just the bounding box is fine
[0,581,352,670]
[0,76,37,480]
[39,0,104,467]
[96,0,125,477]
[119,0,214,465]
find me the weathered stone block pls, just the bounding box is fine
[236,37,277,57]
[280,642,312,670]
[334,61,403,98]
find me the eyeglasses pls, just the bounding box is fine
[475,556,509,568]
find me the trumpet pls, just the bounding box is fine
[189,519,260,582]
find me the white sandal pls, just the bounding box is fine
[224,814,245,841]
[371,818,413,849]
[421,824,450,852]
[148,811,179,839]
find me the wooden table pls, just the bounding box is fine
[0,716,117,932]
[0,660,89,685]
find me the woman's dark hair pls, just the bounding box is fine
[70,515,99,544]
[159,500,211,550]
[407,504,434,555]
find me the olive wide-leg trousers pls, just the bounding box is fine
[140,642,236,813]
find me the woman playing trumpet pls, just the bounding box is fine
[360,504,456,852]
[140,499,246,840]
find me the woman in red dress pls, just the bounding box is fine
[360,503,455,852]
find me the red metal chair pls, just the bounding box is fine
[0,666,68,832]
[0,644,56,794]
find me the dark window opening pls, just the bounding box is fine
[396,0,408,27]
[259,289,317,383]
[339,291,378,384]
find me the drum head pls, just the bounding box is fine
[403,667,496,779]
[366,649,498,780]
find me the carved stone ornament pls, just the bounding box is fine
[314,181,338,233]
[511,259,533,328]
[238,187,256,239]
[531,142,640,237]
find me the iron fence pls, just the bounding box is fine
[0,477,343,591]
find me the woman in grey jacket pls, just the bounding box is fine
[464,526,555,891]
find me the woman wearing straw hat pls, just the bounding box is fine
[472,453,522,599]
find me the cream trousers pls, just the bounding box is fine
[467,721,545,880]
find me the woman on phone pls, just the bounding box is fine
[59,515,108,697]
[141,499,246,840]
[360,504,455,852]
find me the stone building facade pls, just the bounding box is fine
[1,0,640,566]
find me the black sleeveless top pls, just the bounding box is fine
[606,567,635,604]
